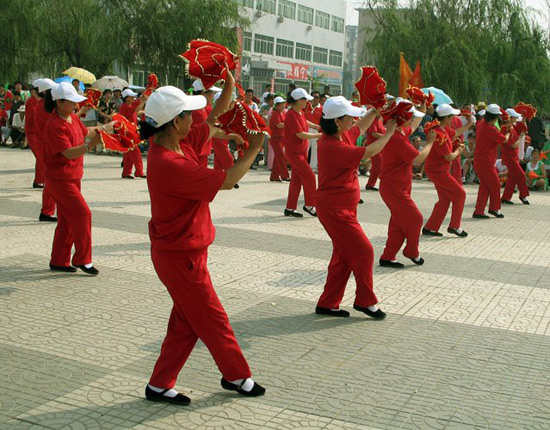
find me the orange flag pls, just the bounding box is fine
[399,52,413,97]
[410,61,424,88]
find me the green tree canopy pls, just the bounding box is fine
[361,0,550,113]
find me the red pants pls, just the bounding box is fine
[33,138,56,215]
[285,150,316,209]
[380,181,423,260]
[424,171,466,231]
[501,157,529,200]
[269,137,289,181]
[28,133,45,184]
[450,157,462,183]
[366,154,381,188]
[474,160,501,214]
[212,138,234,171]
[46,179,92,266]
[149,247,251,388]
[317,207,378,309]
[122,148,144,177]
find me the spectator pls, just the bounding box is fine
[97,89,116,124]
[462,134,476,183]
[72,79,84,95]
[260,84,272,103]
[495,159,508,186]
[259,93,273,120]
[411,135,424,179]
[10,105,26,147]
[528,116,545,150]
[305,90,322,171]
[0,104,10,145]
[323,85,331,97]
[3,85,14,120]
[286,83,297,100]
[112,89,123,110]
[243,89,259,112]
[8,91,24,127]
[526,149,548,190]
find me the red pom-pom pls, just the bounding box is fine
[514,102,537,121]
[354,66,387,109]
[380,101,414,126]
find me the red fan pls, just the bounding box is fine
[99,113,142,153]
[235,83,245,101]
[460,108,472,117]
[515,122,528,134]
[78,88,102,110]
[500,108,510,122]
[354,66,387,109]
[405,85,433,106]
[143,73,159,97]
[380,101,413,126]
[500,123,511,134]
[528,171,539,179]
[217,101,270,156]
[514,102,537,121]
[180,40,238,89]
[423,119,440,134]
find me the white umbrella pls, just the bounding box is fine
[92,76,129,91]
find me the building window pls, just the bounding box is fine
[296,43,312,61]
[256,0,275,14]
[297,5,314,25]
[331,16,344,33]
[254,34,274,54]
[243,31,252,51]
[315,10,330,29]
[276,39,294,58]
[329,50,343,67]
[313,47,328,64]
[238,0,254,7]
[278,0,296,19]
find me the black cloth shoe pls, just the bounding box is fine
[221,378,266,397]
[365,185,378,191]
[315,306,350,317]
[501,199,514,205]
[39,213,57,222]
[270,179,282,182]
[353,304,387,319]
[49,264,77,273]
[122,175,134,179]
[302,205,317,217]
[32,182,44,189]
[76,265,99,275]
[145,385,191,406]
[447,228,468,237]
[422,227,443,237]
[282,178,291,182]
[520,197,530,205]
[120,161,124,167]
[379,259,404,268]
[488,210,504,218]
[284,209,303,218]
[233,183,240,189]
[406,256,424,265]
[472,213,490,219]
[358,199,364,204]
[136,175,146,178]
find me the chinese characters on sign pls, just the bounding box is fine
[278,61,312,80]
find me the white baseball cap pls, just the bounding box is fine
[122,89,138,98]
[396,98,425,118]
[36,78,57,93]
[192,79,222,93]
[505,108,521,118]
[273,96,285,104]
[144,86,206,128]
[213,90,236,102]
[51,82,86,102]
[436,104,460,117]
[486,104,501,115]
[478,109,486,116]
[323,96,366,119]
[290,88,313,101]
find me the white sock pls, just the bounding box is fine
[285,208,295,212]
[84,263,93,269]
[455,228,463,234]
[229,378,255,392]
[390,260,398,263]
[304,205,316,214]
[496,210,502,215]
[148,384,178,398]
[368,304,379,312]
[413,256,421,262]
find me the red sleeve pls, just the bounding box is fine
[185,122,211,155]
[47,122,73,156]
[397,136,419,162]
[286,110,304,136]
[487,126,507,145]
[164,158,226,202]
[132,99,141,109]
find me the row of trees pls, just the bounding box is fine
[0,0,247,84]
[361,0,550,114]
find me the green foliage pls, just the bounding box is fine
[362,0,550,113]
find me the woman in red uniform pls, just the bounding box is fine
[269,96,290,182]
[119,88,146,179]
[364,112,385,191]
[501,108,529,205]
[26,83,44,188]
[43,82,102,275]
[379,101,433,268]
[139,71,265,406]
[473,104,509,218]
[423,104,472,237]
[33,79,58,222]
[284,88,322,217]
[316,96,396,319]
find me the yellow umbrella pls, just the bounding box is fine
[62,67,96,84]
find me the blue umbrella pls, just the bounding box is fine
[54,76,85,91]
[421,87,453,105]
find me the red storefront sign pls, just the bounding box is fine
[278,61,312,81]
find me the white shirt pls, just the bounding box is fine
[12,113,25,129]
[495,159,507,173]
[245,101,259,113]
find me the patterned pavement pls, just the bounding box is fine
[1,147,549,430]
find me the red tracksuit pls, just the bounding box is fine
[316,126,378,309]
[501,125,529,201]
[191,106,213,167]
[284,107,316,209]
[379,127,423,260]
[365,118,385,188]
[449,117,464,183]
[268,109,289,181]
[44,113,92,266]
[424,127,466,231]
[34,101,56,216]
[146,122,251,389]
[474,120,507,214]
[120,100,144,177]
[212,137,234,170]
[25,96,44,184]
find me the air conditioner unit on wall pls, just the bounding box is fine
[277,15,284,23]
[306,25,312,31]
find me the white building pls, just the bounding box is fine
[236,0,347,96]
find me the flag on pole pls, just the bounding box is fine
[399,52,413,97]
[410,60,424,88]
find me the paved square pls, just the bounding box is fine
[1,148,549,430]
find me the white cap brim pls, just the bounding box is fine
[450,108,460,116]
[479,110,486,116]
[410,107,425,118]
[66,93,87,103]
[206,86,222,93]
